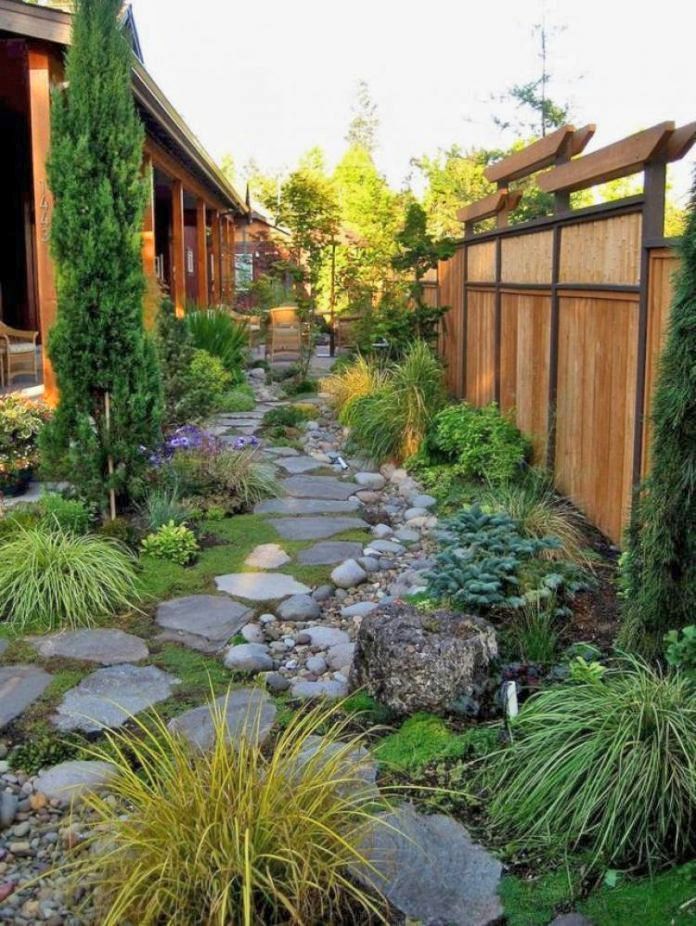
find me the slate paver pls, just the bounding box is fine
[0,665,53,729]
[27,629,148,665]
[168,688,277,751]
[276,455,328,475]
[215,572,310,601]
[297,540,364,565]
[156,595,252,651]
[270,516,368,541]
[281,475,358,501]
[255,497,360,515]
[244,543,291,569]
[52,665,180,733]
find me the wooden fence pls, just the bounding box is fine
[436,121,693,544]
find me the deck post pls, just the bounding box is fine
[171,178,185,315]
[196,198,208,306]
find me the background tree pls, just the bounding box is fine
[42,0,161,515]
[345,79,379,154]
[620,169,696,656]
[219,153,236,186]
[412,146,494,237]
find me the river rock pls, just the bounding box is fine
[354,472,386,491]
[331,559,367,588]
[33,760,117,805]
[168,688,276,750]
[223,643,273,673]
[277,594,321,622]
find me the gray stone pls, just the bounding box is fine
[365,539,405,555]
[371,523,394,539]
[223,643,273,673]
[264,672,291,693]
[354,472,386,490]
[331,559,367,589]
[34,760,117,804]
[270,516,367,541]
[326,643,355,672]
[156,595,252,650]
[297,540,363,565]
[255,497,360,515]
[389,568,430,598]
[263,445,300,457]
[0,640,7,657]
[410,493,437,509]
[215,572,309,601]
[26,629,148,666]
[168,688,276,751]
[277,455,325,474]
[295,734,377,792]
[350,602,497,716]
[0,665,52,729]
[404,506,428,521]
[312,584,334,602]
[0,792,18,829]
[290,678,348,700]
[356,804,502,926]
[358,556,380,573]
[281,475,358,501]
[393,528,420,544]
[276,594,321,622]
[52,665,179,733]
[304,626,350,648]
[389,468,409,483]
[397,478,420,497]
[305,655,328,675]
[341,601,378,618]
[547,917,594,926]
[241,623,265,644]
[244,543,291,569]
[355,489,381,504]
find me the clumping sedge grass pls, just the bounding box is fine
[505,599,559,664]
[72,699,393,926]
[138,486,192,531]
[0,526,140,632]
[483,656,696,870]
[321,355,387,421]
[169,447,279,510]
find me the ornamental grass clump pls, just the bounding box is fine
[71,699,391,926]
[483,657,696,870]
[0,526,140,632]
[321,355,387,420]
[185,308,249,380]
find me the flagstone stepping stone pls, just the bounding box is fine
[297,540,363,565]
[290,678,348,700]
[168,688,277,751]
[0,665,52,729]
[244,543,291,569]
[277,455,326,474]
[277,594,321,621]
[156,595,252,652]
[294,734,377,793]
[215,572,310,601]
[281,475,358,501]
[255,497,360,515]
[270,516,367,541]
[26,629,148,666]
[356,803,503,926]
[34,760,117,805]
[263,446,300,457]
[52,665,180,733]
[223,643,273,673]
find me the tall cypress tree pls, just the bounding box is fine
[620,170,696,655]
[42,0,161,513]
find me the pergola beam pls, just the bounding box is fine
[457,189,522,225]
[484,124,592,184]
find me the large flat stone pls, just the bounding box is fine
[26,629,148,666]
[168,688,277,751]
[281,475,358,501]
[270,516,367,541]
[215,572,310,601]
[34,760,117,805]
[357,804,503,926]
[244,543,291,569]
[156,595,252,650]
[297,541,364,565]
[255,497,360,515]
[277,455,326,474]
[0,640,8,657]
[51,665,180,733]
[0,665,52,729]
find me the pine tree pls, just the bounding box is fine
[42,0,162,513]
[620,170,696,655]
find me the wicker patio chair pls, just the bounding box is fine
[268,305,302,362]
[0,321,39,386]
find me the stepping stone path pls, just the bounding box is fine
[215,572,309,601]
[357,803,503,926]
[270,516,367,541]
[297,540,363,565]
[255,496,360,514]
[26,628,148,665]
[52,664,179,733]
[168,688,276,751]
[33,760,117,805]
[156,595,252,653]
[244,543,291,569]
[276,455,326,474]
[281,475,358,501]
[223,643,273,672]
[0,665,52,729]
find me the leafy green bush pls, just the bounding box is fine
[0,395,51,494]
[185,308,248,381]
[262,404,313,431]
[141,521,199,565]
[346,340,445,462]
[283,376,318,396]
[0,527,140,631]
[424,403,530,484]
[70,699,391,925]
[219,383,256,413]
[483,658,696,869]
[138,487,192,532]
[182,349,232,421]
[39,492,91,534]
[665,625,696,676]
[156,297,196,428]
[425,505,587,616]
[168,447,278,512]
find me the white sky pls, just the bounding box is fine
[130,0,696,204]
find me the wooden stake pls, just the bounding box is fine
[104,391,117,521]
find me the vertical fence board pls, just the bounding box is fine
[501,231,554,284]
[467,241,497,282]
[438,250,465,396]
[466,289,496,405]
[559,213,642,285]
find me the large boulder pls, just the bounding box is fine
[349,602,497,716]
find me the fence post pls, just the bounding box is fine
[546,224,562,472]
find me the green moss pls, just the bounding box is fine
[341,691,393,725]
[498,870,575,926]
[374,713,498,773]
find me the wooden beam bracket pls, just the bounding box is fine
[458,189,523,226]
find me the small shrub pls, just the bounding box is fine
[0,527,140,632]
[185,308,248,380]
[219,384,256,413]
[505,599,559,664]
[156,297,196,428]
[141,521,199,565]
[665,625,696,676]
[70,699,391,925]
[138,487,192,531]
[183,349,232,419]
[97,515,136,546]
[483,657,696,869]
[321,355,387,419]
[39,492,91,535]
[262,404,313,431]
[283,376,318,396]
[0,395,51,494]
[425,403,530,484]
[168,446,278,512]
[0,506,41,541]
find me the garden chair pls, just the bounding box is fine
[267,305,302,362]
[0,321,39,387]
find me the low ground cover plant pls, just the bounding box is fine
[482,657,696,870]
[665,625,696,677]
[140,521,199,565]
[219,383,256,413]
[165,444,278,513]
[0,526,140,632]
[72,700,391,925]
[0,395,51,495]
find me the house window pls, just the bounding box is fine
[186,248,194,274]
[235,253,253,292]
